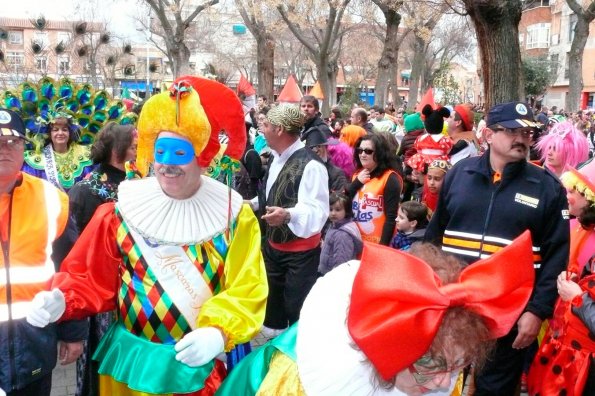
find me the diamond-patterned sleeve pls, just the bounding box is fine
[52,202,121,320]
[196,204,268,351]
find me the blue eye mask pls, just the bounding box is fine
[154,137,195,165]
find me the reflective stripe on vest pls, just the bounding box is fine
[0,180,62,321]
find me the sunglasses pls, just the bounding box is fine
[492,127,535,138]
[356,148,374,155]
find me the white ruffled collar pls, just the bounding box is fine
[116,176,243,245]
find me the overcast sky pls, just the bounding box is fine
[2,0,146,42]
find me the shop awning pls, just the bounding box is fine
[120,81,153,92]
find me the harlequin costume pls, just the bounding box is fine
[216,232,535,396]
[49,76,268,395]
[528,158,595,396]
[1,77,137,191]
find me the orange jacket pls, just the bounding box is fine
[352,169,398,244]
[0,172,69,322]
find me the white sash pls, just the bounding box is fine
[42,145,64,191]
[128,227,214,329]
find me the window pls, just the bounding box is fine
[550,53,559,80]
[57,31,71,44]
[568,14,577,43]
[34,32,49,47]
[524,0,550,8]
[519,33,524,45]
[526,23,550,49]
[59,56,70,73]
[8,31,23,45]
[6,52,24,71]
[35,56,48,72]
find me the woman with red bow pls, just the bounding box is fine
[216,232,535,395]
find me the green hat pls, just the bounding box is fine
[404,112,424,133]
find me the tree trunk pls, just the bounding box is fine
[317,55,333,116]
[171,42,192,78]
[408,35,426,111]
[375,8,401,108]
[327,58,338,108]
[464,1,523,110]
[566,16,590,111]
[256,34,275,102]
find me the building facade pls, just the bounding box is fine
[520,0,595,110]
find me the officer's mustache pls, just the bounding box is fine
[158,165,184,176]
[512,143,528,150]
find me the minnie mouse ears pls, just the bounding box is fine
[422,104,450,134]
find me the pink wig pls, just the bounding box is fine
[328,138,355,179]
[536,121,589,173]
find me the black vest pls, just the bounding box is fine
[259,147,323,243]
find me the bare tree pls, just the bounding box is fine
[142,0,219,77]
[371,0,409,107]
[422,15,475,91]
[276,0,352,114]
[402,1,449,110]
[339,23,382,89]
[565,0,595,112]
[235,0,276,100]
[461,0,524,110]
[276,29,312,87]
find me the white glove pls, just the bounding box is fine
[174,327,224,367]
[26,288,66,327]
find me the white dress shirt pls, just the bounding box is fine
[252,138,329,238]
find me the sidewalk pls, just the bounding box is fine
[50,363,76,396]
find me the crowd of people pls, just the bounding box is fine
[1,75,595,396]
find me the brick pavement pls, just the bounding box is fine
[50,362,76,396]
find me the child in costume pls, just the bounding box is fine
[535,120,589,178]
[391,201,429,251]
[406,105,453,174]
[527,158,595,395]
[423,159,452,213]
[26,76,268,396]
[217,232,535,396]
[318,192,363,275]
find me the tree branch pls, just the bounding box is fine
[276,5,318,55]
[184,0,220,27]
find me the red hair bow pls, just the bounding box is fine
[347,231,535,380]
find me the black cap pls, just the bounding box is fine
[303,126,329,147]
[487,102,538,129]
[0,108,27,139]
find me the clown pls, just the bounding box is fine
[217,232,535,395]
[26,77,268,396]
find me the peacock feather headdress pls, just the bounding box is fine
[1,77,138,152]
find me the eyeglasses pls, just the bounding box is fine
[356,148,374,155]
[0,138,24,150]
[408,354,466,385]
[493,127,535,138]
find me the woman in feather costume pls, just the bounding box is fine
[2,77,136,191]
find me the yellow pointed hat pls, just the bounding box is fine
[136,82,210,176]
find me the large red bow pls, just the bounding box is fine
[347,231,535,380]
